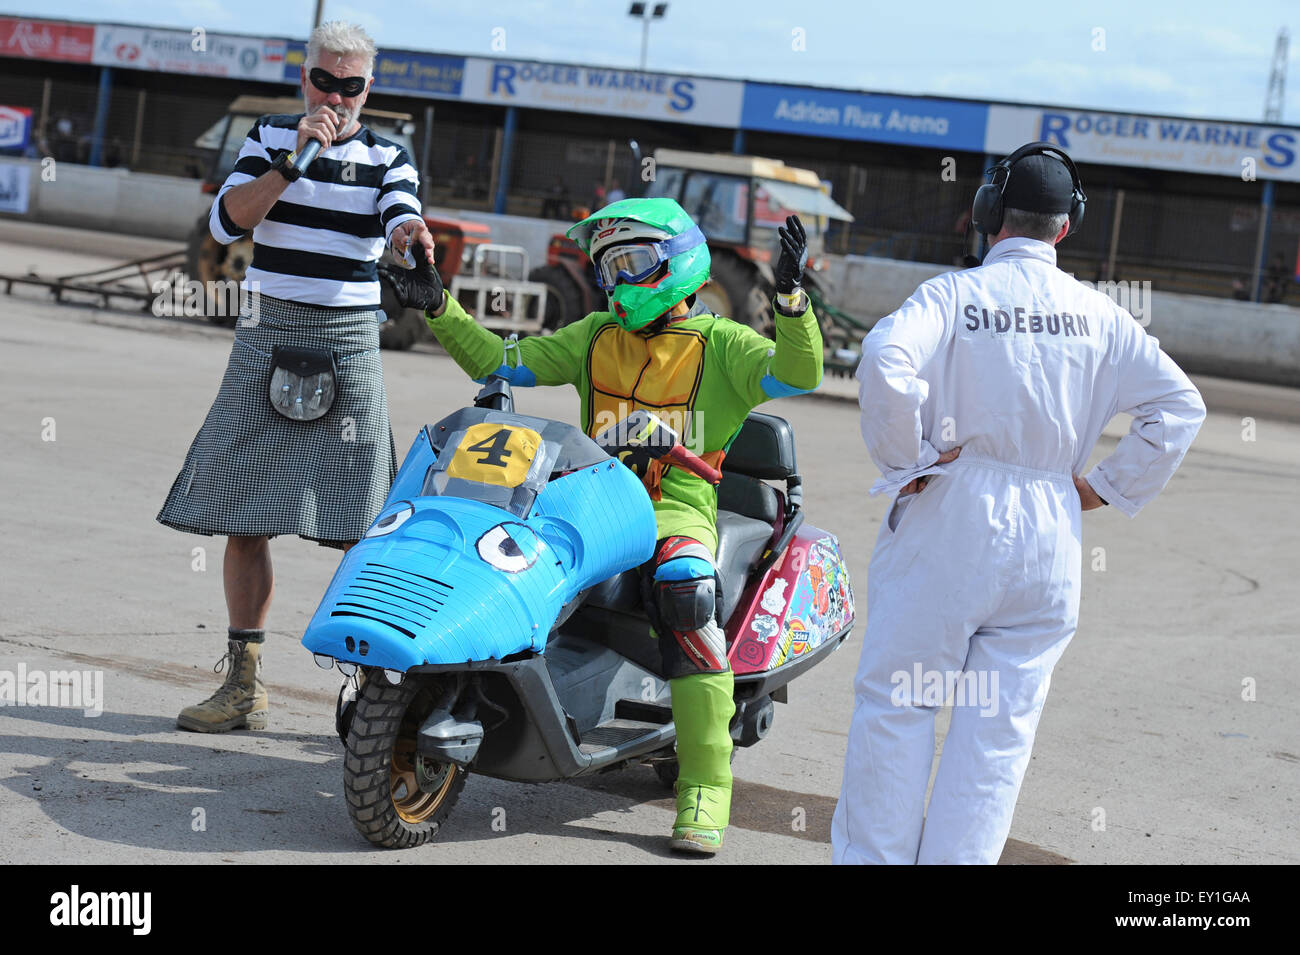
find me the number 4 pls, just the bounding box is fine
[466,428,513,467]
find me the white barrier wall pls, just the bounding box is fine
[0,158,210,242]
[824,254,1300,388]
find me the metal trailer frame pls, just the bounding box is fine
[0,248,190,314]
[450,243,550,335]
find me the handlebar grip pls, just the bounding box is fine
[665,444,722,485]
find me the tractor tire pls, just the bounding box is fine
[529,264,587,332]
[187,212,252,328]
[343,674,467,849]
[698,253,769,334]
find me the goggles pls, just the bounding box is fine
[594,226,705,291]
[309,67,367,97]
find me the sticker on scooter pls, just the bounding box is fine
[750,614,779,644]
[760,579,788,615]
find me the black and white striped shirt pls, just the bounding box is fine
[209,113,422,308]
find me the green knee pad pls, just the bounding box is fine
[670,670,735,820]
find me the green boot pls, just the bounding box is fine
[177,633,268,733]
[669,670,734,854]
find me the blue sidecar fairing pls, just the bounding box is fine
[302,408,657,672]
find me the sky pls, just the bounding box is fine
[5,0,1298,124]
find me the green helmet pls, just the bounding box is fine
[567,197,711,331]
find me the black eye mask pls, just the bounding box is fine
[309,68,366,97]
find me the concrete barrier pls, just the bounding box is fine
[823,254,953,325]
[0,158,210,242]
[1141,291,1300,388]
[823,253,1300,388]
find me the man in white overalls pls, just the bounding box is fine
[833,143,1206,864]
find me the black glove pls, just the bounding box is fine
[378,245,445,314]
[773,214,808,294]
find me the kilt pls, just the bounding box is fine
[157,294,397,547]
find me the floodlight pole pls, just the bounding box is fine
[629,3,667,72]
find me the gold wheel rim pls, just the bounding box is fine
[388,690,457,825]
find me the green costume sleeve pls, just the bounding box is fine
[426,298,593,387]
[714,299,824,407]
[424,295,503,379]
[511,314,594,387]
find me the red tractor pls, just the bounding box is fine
[529,149,853,335]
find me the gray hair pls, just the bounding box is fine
[306,21,377,77]
[1002,207,1070,243]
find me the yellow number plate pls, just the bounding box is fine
[445,423,542,488]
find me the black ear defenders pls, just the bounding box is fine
[971,142,1087,238]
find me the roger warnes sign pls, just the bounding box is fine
[460,57,744,127]
[986,104,1300,182]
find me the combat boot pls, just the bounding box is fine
[177,633,268,733]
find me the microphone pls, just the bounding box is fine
[292,138,322,176]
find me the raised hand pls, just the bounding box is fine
[774,214,809,294]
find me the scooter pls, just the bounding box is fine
[301,378,855,848]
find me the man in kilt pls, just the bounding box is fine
[158,21,434,733]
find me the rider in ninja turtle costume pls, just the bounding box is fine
[381,196,822,853]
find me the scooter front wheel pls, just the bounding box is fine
[343,674,467,849]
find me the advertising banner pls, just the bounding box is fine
[741,83,989,151]
[461,57,743,126]
[0,160,30,213]
[92,25,286,81]
[372,50,465,98]
[0,17,94,63]
[281,41,464,99]
[0,106,33,151]
[986,104,1300,182]
[282,39,305,82]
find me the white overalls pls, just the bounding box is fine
[833,237,1206,864]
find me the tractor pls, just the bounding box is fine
[529,149,854,342]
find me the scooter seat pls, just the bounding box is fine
[714,511,774,622]
[717,472,781,525]
[583,510,773,626]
